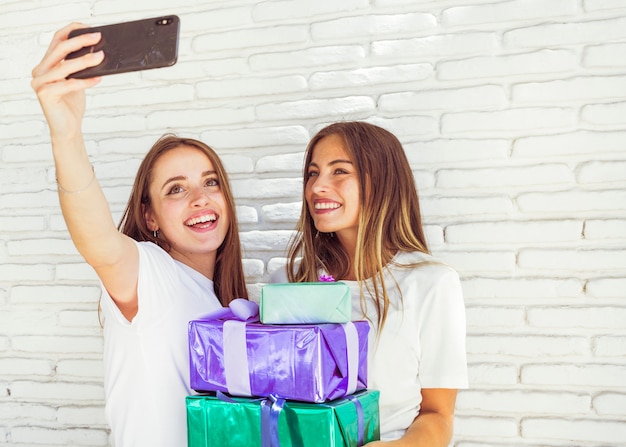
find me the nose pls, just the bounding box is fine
[308,173,329,194]
[190,185,210,206]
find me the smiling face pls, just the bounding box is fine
[144,145,229,275]
[305,133,361,253]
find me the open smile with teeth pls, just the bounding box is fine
[314,202,341,210]
[185,214,217,226]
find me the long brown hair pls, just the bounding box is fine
[286,122,428,328]
[118,134,248,305]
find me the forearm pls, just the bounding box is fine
[52,134,122,267]
[366,411,453,447]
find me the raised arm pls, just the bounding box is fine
[32,23,139,319]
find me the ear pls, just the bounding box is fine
[142,204,159,232]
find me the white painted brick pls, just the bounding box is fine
[0,264,53,282]
[593,392,626,416]
[584,0,626,11]
[442,108,576,135]
[528,307,626,329]
[582,101,626,125]
[197,75,307,99]
[438,49,578,81]
[468,335,588,358]
[519,249,626,271]
[0,216,46,233]
[446,220,582,245]
[0,358,53,377]
[586,278,626,298]
[380,85,507,113]
[521,363,626,387]
[0,402,56,421]
[58,310,101,329]
[504,16,626,48]
[468,363,518,386]
[311,12,437,40]
[7,238,78,257]
[11,336,102,354]
[91,84,194,108]
[438,164,574,190]
[441,0,578,26]
[10,426,109,446]
[424,225,444,247]
[466,306,525,329]
[579,160,626,185]
[594,336,626,358]
[367,116,439,139]
[9,380,104,401]
[232,178,301,200]
[262,202,302,223]
[201,125,310,149]
[372,32,498,60]
[2,142,52,163]
[256,153,305,174]
[517,190,626,214]
[220,155,255,175]
[462,278,583,300]
[57,405,107,426]
[454,415,519,438]
[420,196,514,219]
[252,0,368,21]
[513,75,626,104]
[0,120,46,140]
[584,42,626,68]
[236,205,259,225]
[256,96,376,121]
[243,259,265,280]
[434,251,516,274]
[404,139,510,166]
[309,64,433,90]
[585,219,626,240]
[240,230,294,251]
[194,25,309,53]
[457,389,590,414]
[250,45,366,72]
[0,4,91,28]
[55,263,100,282]
[147,107,256,129]
[521,417,626,444]
[82,114,147,134]
[513,130,626,158]
[56,360,104,379]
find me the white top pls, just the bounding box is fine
[271,251,468,441]
[100,241,222,447]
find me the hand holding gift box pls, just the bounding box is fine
[189,299,369,403]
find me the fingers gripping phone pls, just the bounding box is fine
[66,15,180,79]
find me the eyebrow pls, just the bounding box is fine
[308,159,353,168]
[161,170,217,190]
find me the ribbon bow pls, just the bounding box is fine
[199,298,259,322]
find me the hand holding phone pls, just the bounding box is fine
[66,15,180,79]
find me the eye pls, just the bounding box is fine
[333,168,349,175]
[167,184,184,195]
[205,177,220,188]
[306,169,319,178]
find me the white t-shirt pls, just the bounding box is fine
[271,251,468,441]
[100,241,222,447]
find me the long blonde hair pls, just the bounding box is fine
[286,122,428,328]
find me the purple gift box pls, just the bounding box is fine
[188,300,369,403]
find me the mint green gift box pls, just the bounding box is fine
[260,282,351,324]
[186,390,380,447]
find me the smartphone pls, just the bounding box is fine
[66,15,180,79]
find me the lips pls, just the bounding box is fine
[185,213,217,227]
[313,200,341,211]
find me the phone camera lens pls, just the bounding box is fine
[157,18,172,26]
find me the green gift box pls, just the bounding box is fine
[260,282,351,324]
[186,390,380,447]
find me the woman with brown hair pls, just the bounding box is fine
[31,24,247,446]
[275,121,468,446]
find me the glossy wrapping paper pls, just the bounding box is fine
[260,282,351,324]
[186,390,380,447]
[188,319,369,403]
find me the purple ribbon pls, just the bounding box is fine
[198,298,259,322]
[346,395,365,447]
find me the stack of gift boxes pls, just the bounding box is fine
[186,281,381,446]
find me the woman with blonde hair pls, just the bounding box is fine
[275,121,468,446]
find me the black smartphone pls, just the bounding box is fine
[66,15,180,79]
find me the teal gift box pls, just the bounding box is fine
[187,390,380,447]
[260,282,351,324]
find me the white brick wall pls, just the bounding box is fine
[1,0,625,445]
